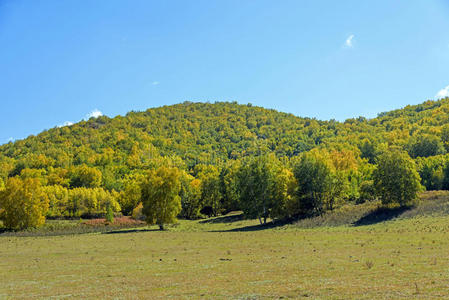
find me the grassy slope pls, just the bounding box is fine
[2,193,449,299]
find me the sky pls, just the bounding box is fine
[1,0,449,144]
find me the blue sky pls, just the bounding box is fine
[1,0,449,144]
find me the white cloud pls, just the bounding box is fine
[436,85,449,99]
[85,109,103,119]
[344,34,355,48]
[57,121,74,128]
[152,81,160,85]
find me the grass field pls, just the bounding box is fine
[2,193,449,299]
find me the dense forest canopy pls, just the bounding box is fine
[1,98,449,228]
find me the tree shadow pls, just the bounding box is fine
[102,228,159,234]
[0,228,10,234]
[353,205,413,226]
[210,218,295,232]
[199,213,244,224]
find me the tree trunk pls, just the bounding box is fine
[159,224,164,230]
[258,217,262,225]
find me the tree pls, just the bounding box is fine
[237,154,290,224]
[271,167,297,219]
[293,152,334,215]
[373,150,422,207]
[292,150,348,215]
[407,135,445,158]
[0,177,49,230]
[44,185,69,217]
[118,173,145,215]
[219,160,241,213]
[179,172,202,219]
[194,164,222,216]
[359,139,377,164]
[70,164,102,188]
[141,166,182,230]
[416,156,445,191]
[105,203,114,223]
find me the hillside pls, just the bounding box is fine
[1,99,449,179]
[1,98,449,222]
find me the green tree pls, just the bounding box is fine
[105,203,114,223]
[0,177,49,230]
[179,172,202,219]
[195,164,222,216]
[237,155,290,224]
[293,150,345,215]
[219,160,241,213]
[70,164,102,188]
[441,124,449,152]
[373,150,422,207]
[407,135,446,158]
[141,166,182,230]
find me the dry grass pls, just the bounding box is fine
[1,214,449,299]
[2,192,449,299]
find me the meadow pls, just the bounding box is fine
[2,193,449,299]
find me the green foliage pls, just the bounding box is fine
[407,135,446,158]
[415,155,446,190]
[2,100,449,224]
[0,177,49,230]
[359,180,376,202]
[195,165,222,217]
[293,151,336,215]
[70,164,102,188]
[118,173,145,215]
[66,187,120,217]
[141,166,182,230]
[373,150,422,207]
[237,154,292,223]
[43,185,69,217]
[179,172,202,219]
[219,160,241,213]
[105,204,114,223]
[131,202,144,220]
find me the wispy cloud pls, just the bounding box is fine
[85,109,103,119]
[436,85,449,99]
[344,34,355,48]
[152,81,160,86]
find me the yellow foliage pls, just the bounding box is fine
[0,177,49,230]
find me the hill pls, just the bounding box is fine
[1,98,449,221]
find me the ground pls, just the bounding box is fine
[2,193,449,299]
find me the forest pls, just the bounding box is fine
[1,98,449,230]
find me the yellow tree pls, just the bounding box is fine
[141,166,182,230]
[118,173,145,215]
[0,177,49,230]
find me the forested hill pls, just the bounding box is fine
[1,98,449,192]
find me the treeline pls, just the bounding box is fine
[2,99,449,229]
[0,147,424,230]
